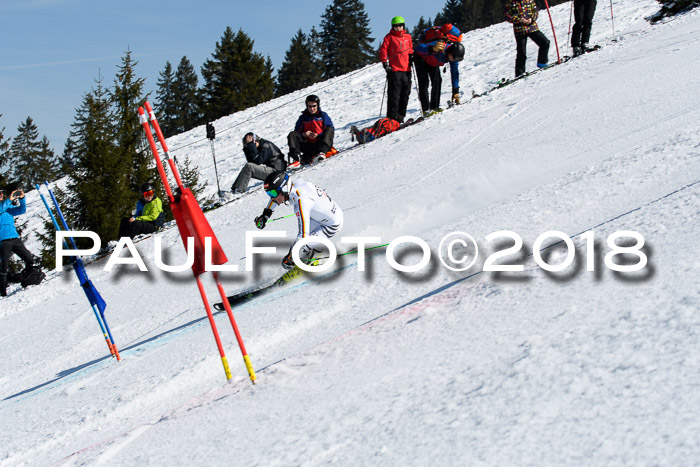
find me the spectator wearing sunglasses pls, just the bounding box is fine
[287,94,335,167]
[379,16,414,123]
[231,132,286,195]
[118,183,165,239]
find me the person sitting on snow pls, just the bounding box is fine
[118,183,165,239]
[253,171,343,273]
[287,94,336,168]
[231,132,286,194]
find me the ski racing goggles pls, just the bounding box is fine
[143,190,155,197]
[266,187,284,198]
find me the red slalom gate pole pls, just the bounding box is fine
[543,0,562,63]
[197,277,233,380]
[144,101,184,190]
[214,273,255,381]
[138,101,256,384]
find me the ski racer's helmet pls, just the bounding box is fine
[391,16,405,26]
[305,94,320,108]
[264,171,289,198]
[447,42,465,62]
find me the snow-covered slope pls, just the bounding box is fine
[2,1,699,464]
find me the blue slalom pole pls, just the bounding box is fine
[37,183,120,360]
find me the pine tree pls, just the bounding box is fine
[412,16,434,43]
[155,61,178,138]
[173,56,201,133]
[175,154,211,205]
[64,75,128,243]
[35,136,59,184]
[276,29,324,97]
[0,114,11,187]
[110,49,153,193]
[435,0,464,27]
[319,0,375,79]
[9,117,57,189]
[200,27,275,122]
[59,137,78,177]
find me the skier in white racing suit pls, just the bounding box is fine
[254,171,343,270]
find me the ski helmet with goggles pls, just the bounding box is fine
[391,16,405,26]
[264,171,289,198]
[447,42,465,62]
[305,94,320,108]
[140,183,155,197]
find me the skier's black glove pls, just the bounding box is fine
[408,54,414,66]
[383,62,392,74]
[254,208,273,229]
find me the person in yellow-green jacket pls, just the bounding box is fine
[118,183,165,239]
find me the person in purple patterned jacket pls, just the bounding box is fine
[504,0,550,77]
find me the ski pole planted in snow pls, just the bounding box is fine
[138,101,256,384]
[36,183,120,360]
[206,122,224,201]
[543,0,562,63]
[610,0,617,40]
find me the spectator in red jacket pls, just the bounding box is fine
[414,24,465,115]
[287,95,335,167]
[379,16,414,123]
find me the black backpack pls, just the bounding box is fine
[20,266,45,288]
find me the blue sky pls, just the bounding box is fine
[0,0,440,154]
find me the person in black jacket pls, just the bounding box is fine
[572,0,597,56]
[231,132,287,194]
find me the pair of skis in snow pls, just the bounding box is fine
[212,243,390,311]
[491,45,603,91]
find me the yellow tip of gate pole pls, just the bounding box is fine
[222,356,233,380]
[243,355,257,384]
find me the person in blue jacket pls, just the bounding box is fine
[414,25,466,115]
[0,188,38,297]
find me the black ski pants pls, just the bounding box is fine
[414,56,442,113]
[287,128,335,165]
[118,218,158,239]
[515,31,550,77]
[572,0,597,48]
[1,238,35,275]
[386,71,412,123]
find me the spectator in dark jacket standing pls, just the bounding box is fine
[572,0,597,56]
[287,95,335,167]
[379,16,414,123]
[505,0,550,77]
[414,24,465,116]
[231,133,286,194]
[0,188,38,297]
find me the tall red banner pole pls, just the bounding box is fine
[543,0,562,63]
[138,102,256,384]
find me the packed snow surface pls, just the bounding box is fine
[1,0,699,464]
